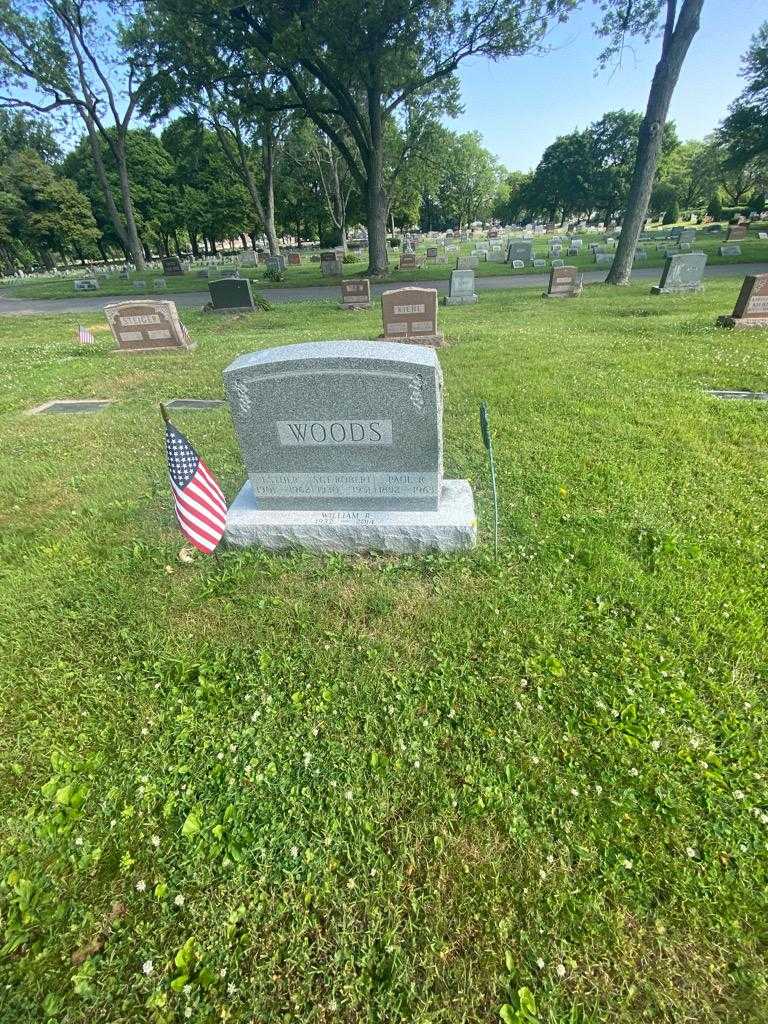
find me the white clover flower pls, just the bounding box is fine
[531,756,540,765]
[74,836,83,847]
[227,982,237,996]
[217,752,224,761]
[141,727,148,737]
[303,752,312,766]
[346,878,356,889]
[734,790,745,800]
[291,846,299,859]
[184,1008,192,1019]
[413,760,421,769]
[174,893,185,907]
[686,846,698,859]
[136,879,146,892]
[142,959,153,975]
[345,789,353,800]
[536,958,545,969]
[151,835,161,848]
[556,963,566,978]
[623,859,633,870]
[595,784,603,795]
[539,869,547,880]
[570,788,579,797]
[650,740,661,751]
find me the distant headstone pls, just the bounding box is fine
[154,277,167,290]
[104,299,194,352]
[594,253,614,265]
[266,254,286,272]
[545,265,581,299]
[651,252,707,294]
[511,259,524,269]
[208,277,256,312]
[161,256,185,276]
[399,252,417,270]
[287,252,301,266]
[633,249,648,262]
[340,278,371,309]
[568,239,583,254]
[719,244,742,256]
[532,258,547,268]
[456,256,479,270]
[679,228,696,244]
[222,342,476,553]
[381,286,443,346]
[727,224,748,241]
[507,240,533,264]
[74,278,99,292]
[321,251,343,276]
[551,258,564,268]
[716,274,768,329]
[426,247,438,260]
[240,251,258,267]
[444,268,477,305]
[132,280,147,291]
[758,232,768,240]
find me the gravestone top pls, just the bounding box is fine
[545,265,580,299]
[445,268,477,305]
[651,251,707,294]
[679,228,696,243]
[381,286,443,346]
[208,277,255,312]
[399,252,417,269]
[223,341,444,513]
[104,299,194,352]
[716,273,768,329]
[340,278,371,308]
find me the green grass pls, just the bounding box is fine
[1,278,767,1023]
[5,231,768,300]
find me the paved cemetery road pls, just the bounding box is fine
[1,262,767,315]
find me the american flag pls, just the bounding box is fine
[77,324,94,344]
[163,414,227,554]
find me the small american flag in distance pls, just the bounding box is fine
[164,414,227,554]
[77,325,94,344]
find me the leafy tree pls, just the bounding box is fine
[662,197,680,224]
[148,0,578,276]
[0,109,61,164]
[597,0,706,285]
[436,131,502,228]
[706,192,723,220]
[719,22,768,168]
[0,148,99,268]
[0,0,155,269]
[659,138,721,209]
[525,130,593,222]
[649,181,678,219]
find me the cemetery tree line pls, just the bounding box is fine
[0,1,766,277]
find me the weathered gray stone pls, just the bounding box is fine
[651,252,707,294]
[507,240,533,264]
[340,278,371,309]
[444,269,477,305]
[224,477,476,553]
[28,399,111,415]
[161,256,184,276]
[74,278,99,291]
[719,244,742,257]
[224,340,444,512]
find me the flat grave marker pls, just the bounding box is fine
[74,278,99,291]
[28,399,112,415]
[222,341,476,552]
[719,244,742,256]
[164,398,226,410]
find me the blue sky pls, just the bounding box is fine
[448,0,766,172]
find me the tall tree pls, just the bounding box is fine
[0,0,154,269]
[437,131,502,228]
[0,109,61,164]
[599,0,706,285]
[146,0,577,276]
[719,21,768,168]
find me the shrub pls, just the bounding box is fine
[262,267,284,283]
[662,199,680,225]
[342,253,357,264]
[706,193,724,220]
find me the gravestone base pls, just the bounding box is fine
[444,294,477,305]
[340,302,371,311]
[650,284,703,295]
[225,478,477,554]
[716,315,768,329]
[378,332,446,348]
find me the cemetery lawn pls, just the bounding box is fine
[2,276,768,1024]
[4,235,768,301]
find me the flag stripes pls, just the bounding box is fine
[164,418,227,554]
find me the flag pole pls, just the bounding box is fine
[159,402,170,424]
[479,401,499,560]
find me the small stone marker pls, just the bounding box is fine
[381,286,444,347]
[104,299,195,352]
[240,251,258,267]
[651,252,707,294]
[511,259,524,269]
[222,341,476,552]
[132,280,147,291]
[545,265,581,299]
[399,252,417,270]
[154,277,168,290]
[340,278,371,309]
[706,389,768,401]
[719,244,742,257]
[161,256,185,276]
[727,225,748,242]
[287,252,301,266]
[533,258,547,268]
[633,249,648,262]
[444,269,477,305]
[679,228,696,244]
[28,399,111,415]
[74,278,99,291]
[759,232,768,240]
[321,251,343,276]
[164,398,226,410]
[595,252,614,265]
[208,277,255,312]
[716,274,768,329]
[266,254,287,272]
[456,256,479,270]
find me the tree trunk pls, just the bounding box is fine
[83,119,134,261]
[189,231,200,259]
[210,237,218,255]
[173,231,182,257]
[606,0,705,285]
[113,134,146,271]
[262,129,280,256]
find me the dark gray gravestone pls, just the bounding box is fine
[208,277,255,312]
[164,399,226,410]
[162,256,185,276]
[651,252,707,294]
[30,400,111,415]
[507,240,533,264]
